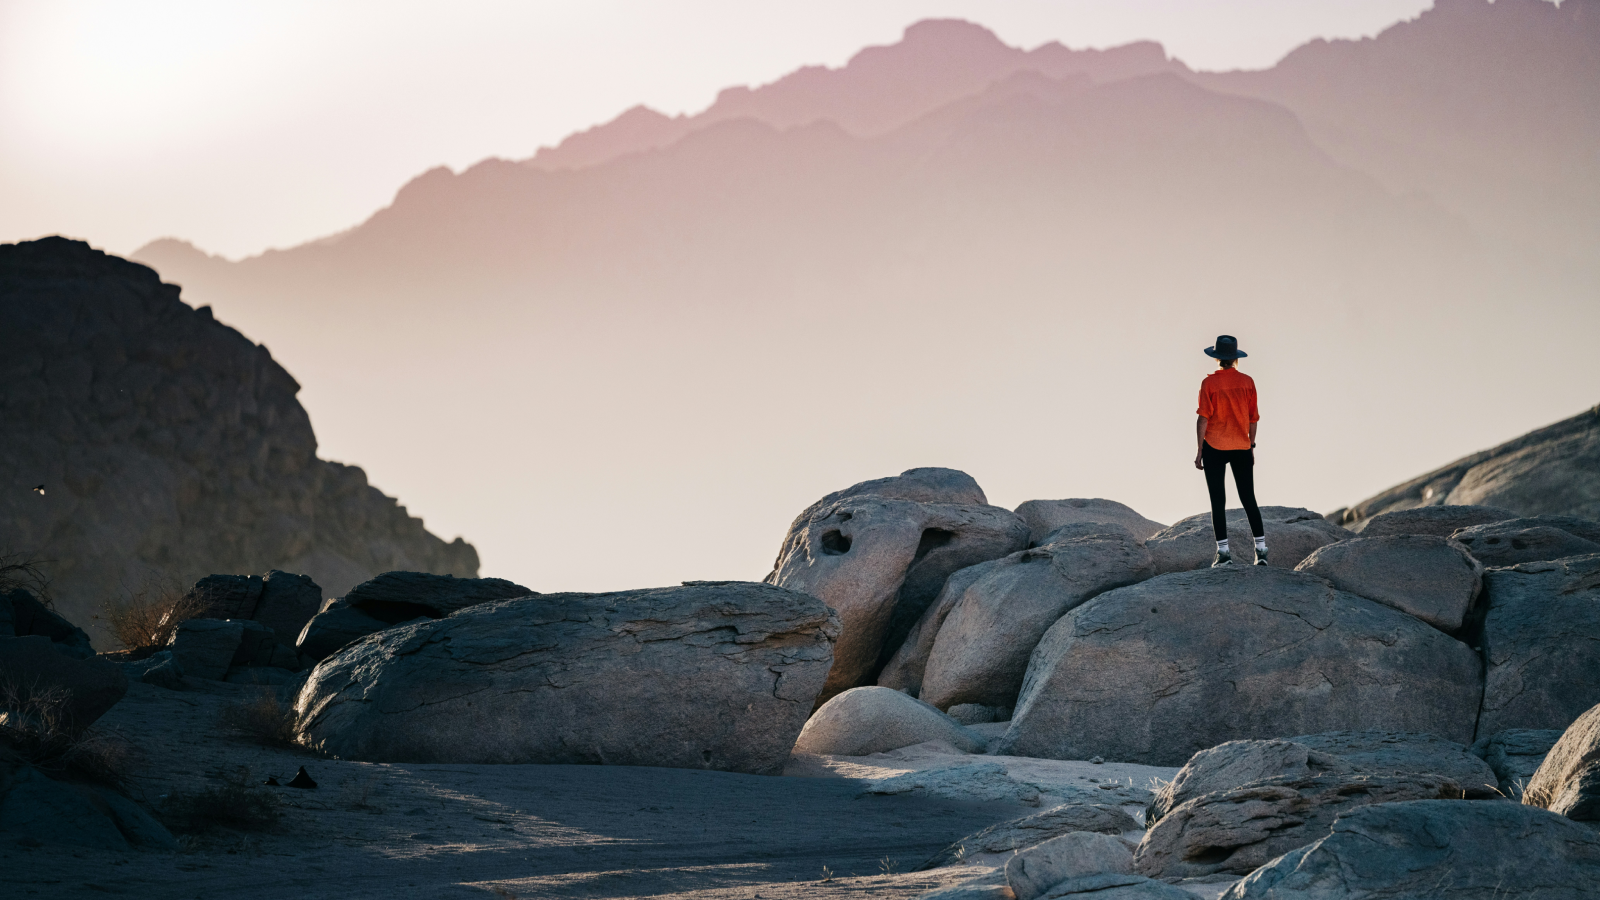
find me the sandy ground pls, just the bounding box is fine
[0,681,1195,900]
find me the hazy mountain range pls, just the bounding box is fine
[131,1,1600,594]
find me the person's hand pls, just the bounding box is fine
[1194,451,1204,471]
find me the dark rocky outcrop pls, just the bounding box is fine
[994,567,1482,765]
[0,238,479,647]
[1293,535,1481,633]
[1224,800,1600,899]
[182,570,322,649]
[295,572,534,662]
[1335,404,1600,530]
[1478,554,1600,736]
[0,590,94,659]
[1136,772,1463,879]
[166,618,299,681]
[0,636,128,734]
[767,475,1028,705]
[0,758,176,852]
[881,526,1152,709]
[1145,507,1351,574]
[1450,516,1600,567]
[1523,700,1600,824]
[296,582,838,774]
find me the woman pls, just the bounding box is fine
[1193,335,1266,566]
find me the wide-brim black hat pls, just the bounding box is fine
[1205,335,1247,360]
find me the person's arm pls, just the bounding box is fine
[1249,421,1257,447]
[1195,416,1208,470]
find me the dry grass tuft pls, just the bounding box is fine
[219,691,301,747]
[0,679,135,789]
[100,577,207,653]
[160,767,283,833]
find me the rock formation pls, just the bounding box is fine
[1350,504,1518,538]
[296,571,533,661]
[921,804,1141,870]
[0,238,479,646]
[1293,535,1482,633]
[792,685,986,756]
[1013,499,1166,545]
[296,582,838,774]
[1478,554,1600,735]
[994,567,1482,765]
[1449,516,1600,568]
[1145,507,1351,574]
[1335,404,1600,530]
[1523,700,1600,824]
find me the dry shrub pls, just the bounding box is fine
[100,577,207,652]
[219,691,300,747]
[0,679,134,789]
[161,767,282,833]
[0,552,54,605]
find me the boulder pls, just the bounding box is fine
[1523,700,1600,824]
[1148,740,1353,823]
[1223,800,1600,899]
[794,686,986,756]
[1014,499,1166,545]
[1041,875,1192,899]
[0,762,177,851]
[139,652,185,690]
[861,762,1047,806]
[1135,773,1463,879]
[1007,832,1133,900]
[251,571,324,645]
[877,563,988,697]
[1472,728,1563,798]
[894,528,1152,710]
[166,618,289,680]
[296,582,838,774]
[1350,504,1519,537]
[768,495,1029,704]
[0,590,94,659]
[0,636,128,734]
[1293,535,1482,633]
[1478,554,1600,735]
[1288,731,1499,799]
[1450,517,1600,567]
[994,567,1482,765]
[922,804,1141,869]
[1145,507,1351,574]
[946,703,1008,726]
[183,573,264,620]
[295,572,533,662]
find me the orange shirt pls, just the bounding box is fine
[1197,368,1259,450]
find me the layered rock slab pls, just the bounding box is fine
[1007,832,1133,900]
[793,685,986,756]
[1014,499,1166,545]
[1145,507,1350,574]
[1224,800,1600,899]
[1293,534,1481,632]
[1523,700,1600,824]
[296,582,837,774]
[994,567,1482,765]
[886,527,1152,709]
[1349,503,1518,537]
[768,492,1028,704]
[297,571,534,661]
[922,803,1140,869]
[1450,516,1600,567]
[1478,554,1600,735]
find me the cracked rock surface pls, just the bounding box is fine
[296,581,839,774]
[1524,699,1600,824]
[1293,534,1482,633]
[1478,554,1600,735]
[1145,506,1351,574]
[994,567,1481,765]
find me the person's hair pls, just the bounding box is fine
[1219,358,1236,369]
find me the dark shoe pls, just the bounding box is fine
[1254,547,1269,566]
[1211,550,1233,567]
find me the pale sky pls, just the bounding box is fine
[1,0,1435,260]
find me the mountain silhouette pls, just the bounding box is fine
[131,5,1600,595]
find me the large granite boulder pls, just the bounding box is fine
[1136,772,1463,879]
[296,582,838,774]
[768,491,1028,705]
[793,686,986,756]
[1335,404,1600,530]
[0,238,481,648]
[888,527,1152,710]
[1007,832,1133,900]
[182,570,324,646]
[296,572,534,661]
[1014,499,1166,545]
[1523,700,1600,824]
[993,567,1482,765]
[1223,800,1600,899]
[1450,516,1600,567]
[1293,535,1481,633]
[0,589,94,659]
[1145,507,1351,574]
[166,618,298,680]
[1349,504,1518,537]
[1472,728,1563,798]
[0,636,128,734]
[921,803,1141,869]
[1478,554,1600,736]
[1148,740,1352,823]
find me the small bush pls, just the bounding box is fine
[0,679,134,789]
[219,691,300,747]
[100,577,207,652]
[0,552,54,605]
[161,767,282,833]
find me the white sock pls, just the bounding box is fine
[1216,539,1230,553]
[1255,536,1268,551]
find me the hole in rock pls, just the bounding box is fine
[1511,538,1528,550]
[910,528,956,565]
[1186,845,1238,865]
[1486,538,1502,545]
[821,531,852,555]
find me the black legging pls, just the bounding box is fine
[1202,442,1264,541]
